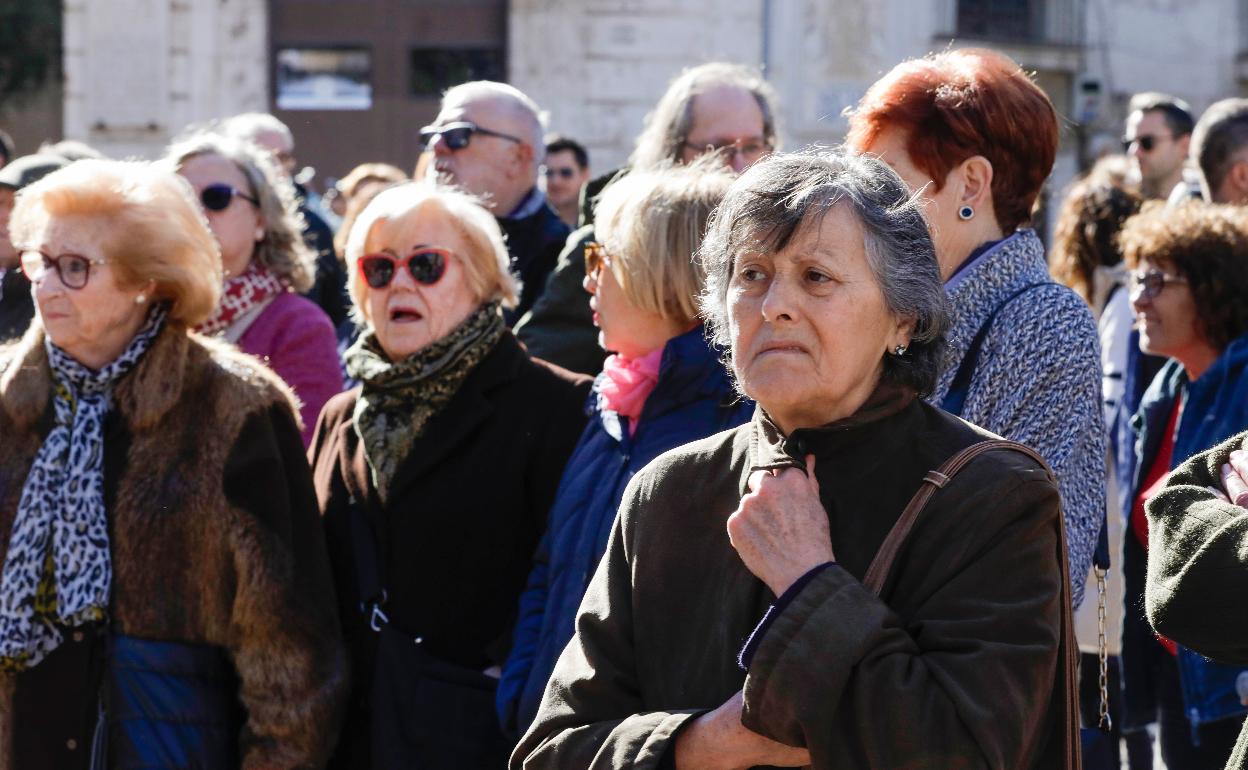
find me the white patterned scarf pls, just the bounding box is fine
[0,304,168,672]
[194,261,285,336]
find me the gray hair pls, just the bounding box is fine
[698,148,949,395]
[630,62,781,172]
[443,81,548,167]
[162,132,316,292]
[218,112,295,150]
[1191,98,1248,199]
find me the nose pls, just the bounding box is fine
[429,133,452,157]
[582,270,597,295]
[729,150,750,174]
[1129,140,1145,159]
[759,274,796,323]
[1129,283,1150,313]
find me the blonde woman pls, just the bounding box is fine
[0,159,344,768]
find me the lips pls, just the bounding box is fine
[757,341,809,357]
[389,307,423,323]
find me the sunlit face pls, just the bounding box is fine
[866,125,964,273]
[0,186,15,267]
[360,203,480,361]
[1125,110,1188,194]
[22,211,151,370]
[583,255,687,360]
[680,85,770,174]
[1130,257,1213,368]
[177,153,263,279]
[428,96,527,210]
[728,204,911,433]
[544,149,589,211]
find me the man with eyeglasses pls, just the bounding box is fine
[543,136,591,229]
[420,81,570,325]
[0,153,68,342]
[1123,92,1194,200]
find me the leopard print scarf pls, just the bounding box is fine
[344,301,504,503]
[0,304,168,672]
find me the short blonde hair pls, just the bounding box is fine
[343,182,520,325]
[10,159,221,326]
[595,158,735,325]
[163,133,316,292]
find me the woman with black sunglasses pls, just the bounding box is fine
[164,133,343,446]
[1116,201,1248,769]
[309,182,590,769]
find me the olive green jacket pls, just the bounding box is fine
[512,385,1073,769]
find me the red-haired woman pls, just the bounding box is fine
[847,48,1104,611]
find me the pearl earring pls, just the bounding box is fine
[134,293,147,305]
[958,205,974,221]
[893,344,907,356]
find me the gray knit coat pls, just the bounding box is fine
[929,229,1105,609]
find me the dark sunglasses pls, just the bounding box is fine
[418,121,523,151]
[1128,268,1187,300]
[200,183,258,212]
[19,250,108,290]
[358,248,450,289]
[545,167,577,180]
[1122,134,1171,153]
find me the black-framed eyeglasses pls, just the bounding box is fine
[19,250,108,290]
[200,183,258,212]
[358,248,450,289]
[418,121,524,151]
[1122,133,1172,153]
[545,167,577,180]
[683,136,773,162]
[1128,268,1187,300]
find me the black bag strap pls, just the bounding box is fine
[340,460,391,632]
[941,282,1051,416]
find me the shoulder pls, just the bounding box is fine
[185,333,303,419]
[510,338,594,400]
[933,440,1062,534]
[627,422,751,504]
[256,292,336,334]
[318,386,360,428]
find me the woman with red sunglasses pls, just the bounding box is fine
[309,182,590,768]
[164,133,343,447]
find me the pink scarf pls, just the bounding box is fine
[195,262,286,336]
[599,348,664,435]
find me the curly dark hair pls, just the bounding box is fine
[1119,201,1248,351]
[1050,160,1142,306]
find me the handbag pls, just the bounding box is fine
[861,439,1083,770]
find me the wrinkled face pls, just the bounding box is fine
[544,149,589,210]
[1126,110,1188,193]
[1130,257,1209,364]
[866,125,964,274]
[428,96,527,209]
[177,153,263,279]
[680,85,770,174]
[360,203,480,361]
[22,211,150,369]
[728,204,910,432]
[583,254,685,359]
[0,186,15,267]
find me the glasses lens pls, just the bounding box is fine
[407,251,446,285]
[360,256,396,289]
[584,243,602,277]
[201,185,234,212]
[60,255,91,289]
[1138,136,1156,152]
[442,127,472,150]
[1145,272,1164,297]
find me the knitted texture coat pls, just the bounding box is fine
[930,229,1105,608]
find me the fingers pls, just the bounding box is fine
[1231,449,1248,486]
[1207,484,1232,504]
[1222,461,1248,508]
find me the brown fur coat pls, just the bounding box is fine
[0,322,347,768]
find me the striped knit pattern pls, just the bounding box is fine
[929,229,1105,609]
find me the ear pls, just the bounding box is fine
[893,313,917,348]
[955,155,995,209]
[514,142,536,175]
[1230,161,1248,203]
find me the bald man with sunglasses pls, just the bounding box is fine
[421,81,570,325]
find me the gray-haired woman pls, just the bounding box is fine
[512,149,1078,770]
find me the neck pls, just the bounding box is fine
[555,202,578,228]
[494,184,534,218]
[940,222,1008,280]
[1147,170,1183,200]
[1179,342,1221,382]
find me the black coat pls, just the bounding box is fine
[497,197,570,326]
[0,270,33,343]
[310,331,590,767]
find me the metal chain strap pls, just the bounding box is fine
[1096,565,1112,730]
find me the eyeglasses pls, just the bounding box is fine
[1128,268,1188,300]
[200,183,259,212]
[684,136,773,163]
[418,121,524,151]
[357,248,450,289]
[1122,133,1172,153]
[19,250,108,290]
[545,167,577,180]
[584,241,613,279]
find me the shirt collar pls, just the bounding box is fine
[943,231,1022,294]
[502,186,546,220]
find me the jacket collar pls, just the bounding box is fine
[745,379,917,494]
[0,321,190,434]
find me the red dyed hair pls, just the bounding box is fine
[846,48,1058,233]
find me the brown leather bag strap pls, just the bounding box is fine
[859,438,1081,770]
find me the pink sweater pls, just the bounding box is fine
[237,292,343,446]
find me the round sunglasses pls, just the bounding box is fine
[358,248,450,289]
[200,183,258,212]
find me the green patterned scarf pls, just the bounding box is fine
[344,301,505,501]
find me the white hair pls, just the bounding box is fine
[219,113,295,150]
[443,81,548,166]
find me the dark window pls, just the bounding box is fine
[409,48,505,97]
[956,0,1041,43]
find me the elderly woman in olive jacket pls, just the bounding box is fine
[513,150,1078,770]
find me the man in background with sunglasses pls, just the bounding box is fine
[543,136,591,228]
[0,152,67,342]
[1123,92,1194,201]
[421,81,570,326]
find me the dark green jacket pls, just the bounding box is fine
[514,225,603,376]
[512,384,1073,769]
[1146,430,1248,770]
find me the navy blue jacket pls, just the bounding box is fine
[496,327,753,736]
[1121,332,1248,731]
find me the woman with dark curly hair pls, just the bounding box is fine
[1118,201,1248,769]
